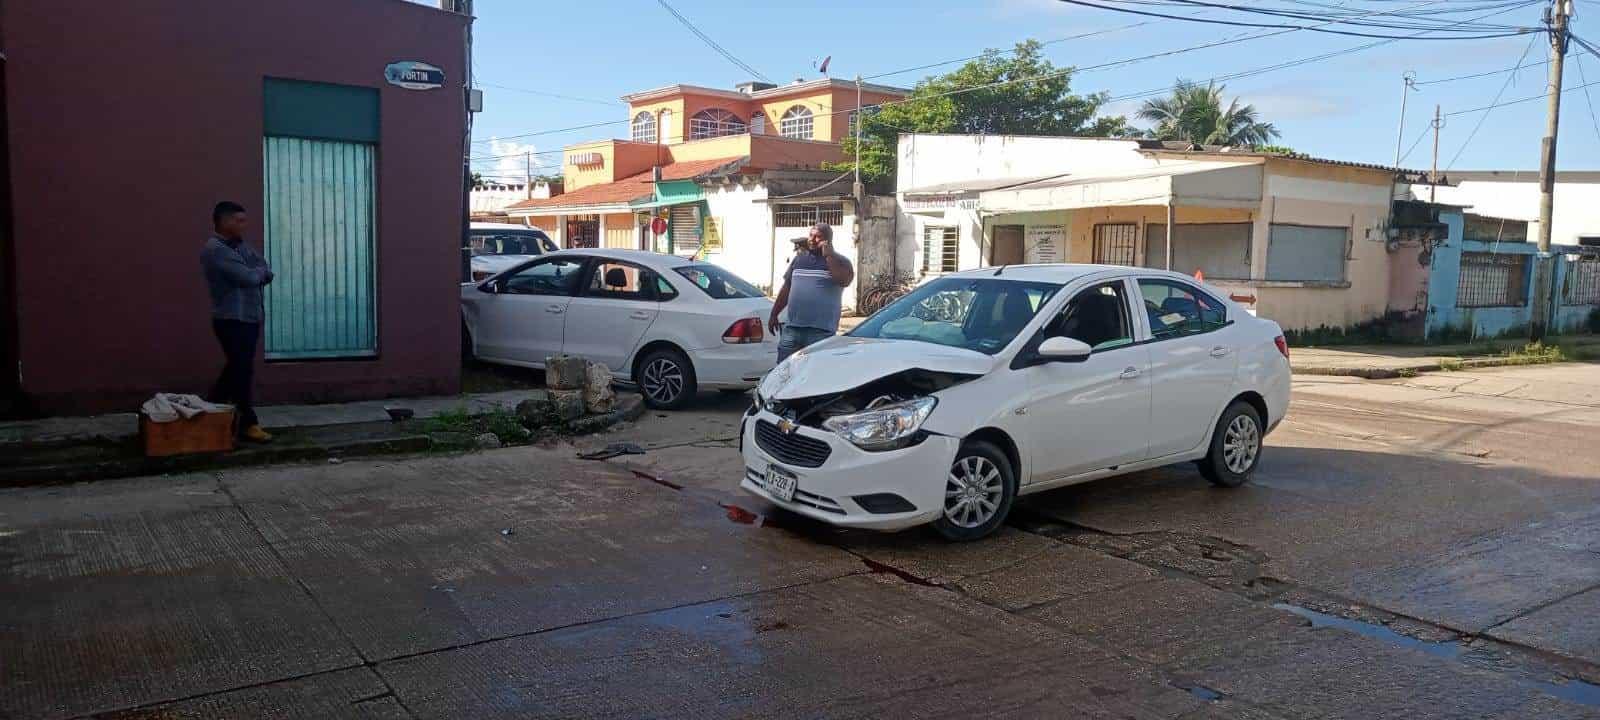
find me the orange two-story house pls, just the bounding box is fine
[507,78,906,296]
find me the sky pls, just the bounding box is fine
[466,0,1600,182]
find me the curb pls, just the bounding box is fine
[566,393,646,434]
[1293,355,1567,380]
[0,434,433,488]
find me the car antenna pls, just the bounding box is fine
[993,265,1007,276]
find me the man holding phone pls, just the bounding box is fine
[769,222,854,363]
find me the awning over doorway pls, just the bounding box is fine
[978,162,1263,213]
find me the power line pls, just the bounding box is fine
[1444,30,1540,171]
[1122,0,1535,32]
[475,82,621,107]
[1575,51,1600,146]
[655,0,771,83]
[1057,0,1536,39]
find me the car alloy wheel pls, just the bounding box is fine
[1222,413,1260,475]
[641,357,685,406]
[944,455,1004,529]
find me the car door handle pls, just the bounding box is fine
[545,305,564,314]
[629,311,653,320]
[1210,346,1232,358]
[1119,367,1142,380]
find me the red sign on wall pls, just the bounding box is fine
[651,217,668,235]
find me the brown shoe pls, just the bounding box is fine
[242,425,274,443]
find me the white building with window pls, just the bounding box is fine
[894,134,1403,332]
[1404,170,1600,248]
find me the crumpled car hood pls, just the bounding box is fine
[761,336,995,400]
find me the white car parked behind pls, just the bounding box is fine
[461,249,778,409]
[740,264,1291,541]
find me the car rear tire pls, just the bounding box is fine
[931,440,1016,542]
[1199,401,1263,488]
[637,347,697,411]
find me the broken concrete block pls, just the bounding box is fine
[474,432,503,449]
[584,362,616,414]
[547,389,586,421]
[545,354,587,390]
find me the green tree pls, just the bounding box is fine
[832,40,1131,184]
[1137,80,1279,147]
[470,171,484,190]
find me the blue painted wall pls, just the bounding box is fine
[1426,207,1598,339]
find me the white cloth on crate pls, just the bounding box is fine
[141,393,231,423]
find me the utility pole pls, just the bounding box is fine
[1430,105,1443,203]
[853,75,865,209]
[1533,0,1573,341]
[524,151,532,200]
[1395,71,1416,168]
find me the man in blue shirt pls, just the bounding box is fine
[769,222,854,362]
[200,201,274,443]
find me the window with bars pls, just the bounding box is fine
[1093,224,1138,266]
[774,203,844,227]
[688,108,746,140]
[630,111,657,143]
[1563,255,1600,305]
[780,105,814,139]
[1457,252,1530,308]
[922,226,959,273]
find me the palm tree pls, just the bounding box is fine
[1137,81,1279,147]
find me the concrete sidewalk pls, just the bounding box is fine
[0,390,546,447]
[1291,336,1600,378]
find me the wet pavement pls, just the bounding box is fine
[2,365,1599,718]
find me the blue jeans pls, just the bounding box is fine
[777,325,834,363]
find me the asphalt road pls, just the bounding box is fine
[3,364,1599,719]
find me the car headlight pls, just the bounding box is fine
[822,396,937,451]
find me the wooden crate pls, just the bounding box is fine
[139,410,236,457]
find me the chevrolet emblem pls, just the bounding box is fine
[776,418,797,435]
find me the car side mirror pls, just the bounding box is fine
[479,280,499,294]
[1037,336,1092,363]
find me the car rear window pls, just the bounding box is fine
[674,264,763,299]
[469,231,556,256]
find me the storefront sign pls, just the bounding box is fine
[905,193,979,211]
[651,217,668,235]
[703,216,724,252]
[384,61,445,90]
[1025,225,1063,264]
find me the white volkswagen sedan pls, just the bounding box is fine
[740,264,1290,541]
[462,249,777,409]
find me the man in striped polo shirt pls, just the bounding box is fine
[770,222,854,363]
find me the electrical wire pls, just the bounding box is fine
[655,0,771,83]
[1056,0,1536,39]
[475,82,622,107]
[1444,30,1540,170]
[1575,52,1600,146]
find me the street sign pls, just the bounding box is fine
[384,61,444,90]
[651,217,668,235]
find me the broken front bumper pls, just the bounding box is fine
[739,409,957,532]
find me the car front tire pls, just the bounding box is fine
[637,347,697,410]
[1199,401,1263,488]
[931,440,1017,542]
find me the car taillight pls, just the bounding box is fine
[1274,336,1290,360]
[723,317,764,344]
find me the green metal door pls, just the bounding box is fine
[262,136,377,359]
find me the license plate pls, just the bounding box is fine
[765,465,797,502]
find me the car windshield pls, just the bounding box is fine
[469,231,556,256]
[849,276,1061,355]
[674,264,764,299]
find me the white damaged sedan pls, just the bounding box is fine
[740,264,1291,541]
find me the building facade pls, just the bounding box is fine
[2,0,469,414]
[503,79,906,303]
[894,134,1400,332]
[1408,171,1600,248]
